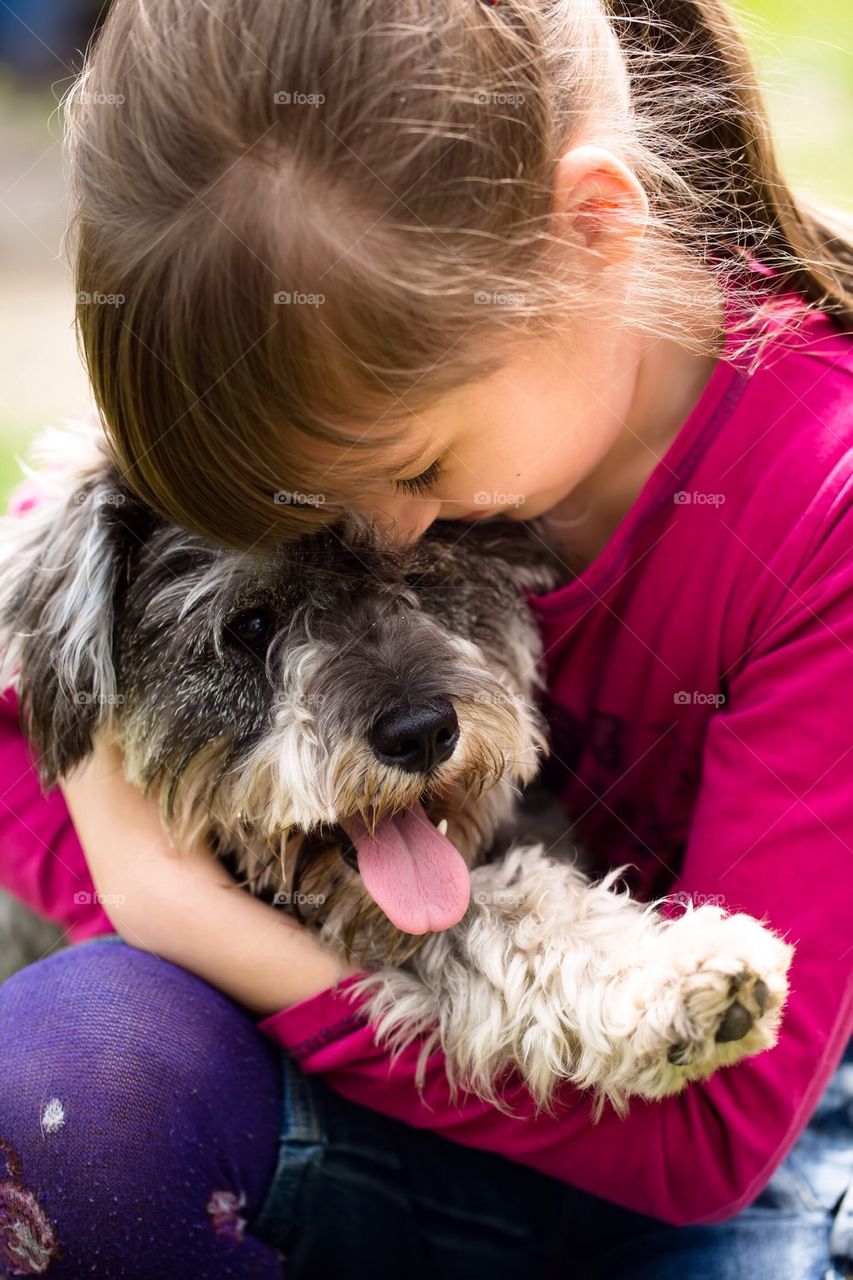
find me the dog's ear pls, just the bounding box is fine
[425,518,568,595]
[0,421,157,786]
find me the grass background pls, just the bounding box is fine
[0,0,851,506]
[734,0,853,206]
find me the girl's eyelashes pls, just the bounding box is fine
[394,458,443,496]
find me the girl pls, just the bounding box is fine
[1,0,851,1275]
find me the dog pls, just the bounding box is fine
[0,422,794,1114]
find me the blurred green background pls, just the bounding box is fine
[0,0,850,508]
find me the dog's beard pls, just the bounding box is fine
[123,682,546,964]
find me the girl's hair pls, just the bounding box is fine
[65,0,853,550]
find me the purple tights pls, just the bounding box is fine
[0,939,285,1278]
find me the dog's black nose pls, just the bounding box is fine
[369,699,459,773]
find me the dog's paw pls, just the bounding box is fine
[632,907,794,1093]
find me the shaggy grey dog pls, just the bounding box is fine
[0,423,793,1113]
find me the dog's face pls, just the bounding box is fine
[0,426,561,957]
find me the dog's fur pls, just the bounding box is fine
[0,422,794,1113]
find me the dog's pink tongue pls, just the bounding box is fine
[341,801,470,935]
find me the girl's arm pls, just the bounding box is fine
[56,728,360,1014]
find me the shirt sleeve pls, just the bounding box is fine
[0,686,112,939]
[259,495,853,1227]
[0,466,112,940]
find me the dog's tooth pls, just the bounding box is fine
[436,818,448,837]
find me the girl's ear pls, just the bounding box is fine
[551,143,649,264]
[0,422,155,786]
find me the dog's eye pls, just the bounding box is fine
[223,607,278,653]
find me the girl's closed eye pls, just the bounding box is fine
[395,458,443,497]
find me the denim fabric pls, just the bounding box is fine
[253,1039,853,1280]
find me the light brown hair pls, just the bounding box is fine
[65,0,853,550]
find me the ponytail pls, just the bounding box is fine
[606,0,853,327]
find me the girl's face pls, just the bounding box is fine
[314,144,718,546]
[343,316,643,544]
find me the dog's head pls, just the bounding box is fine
[0,423,562,955]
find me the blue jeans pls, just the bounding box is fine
[254,1024,853,1278]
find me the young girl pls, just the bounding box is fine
[0,0,851,1275]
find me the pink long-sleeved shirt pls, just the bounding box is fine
[1,264,851,1227]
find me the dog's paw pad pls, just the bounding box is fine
[676,942,790,1070]
[715,998,753,1043]
[648,910,795,1078]
[714,977,770,1043]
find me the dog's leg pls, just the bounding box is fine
[351,845,793,1113]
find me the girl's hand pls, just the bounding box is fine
[58,727,361,1016]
